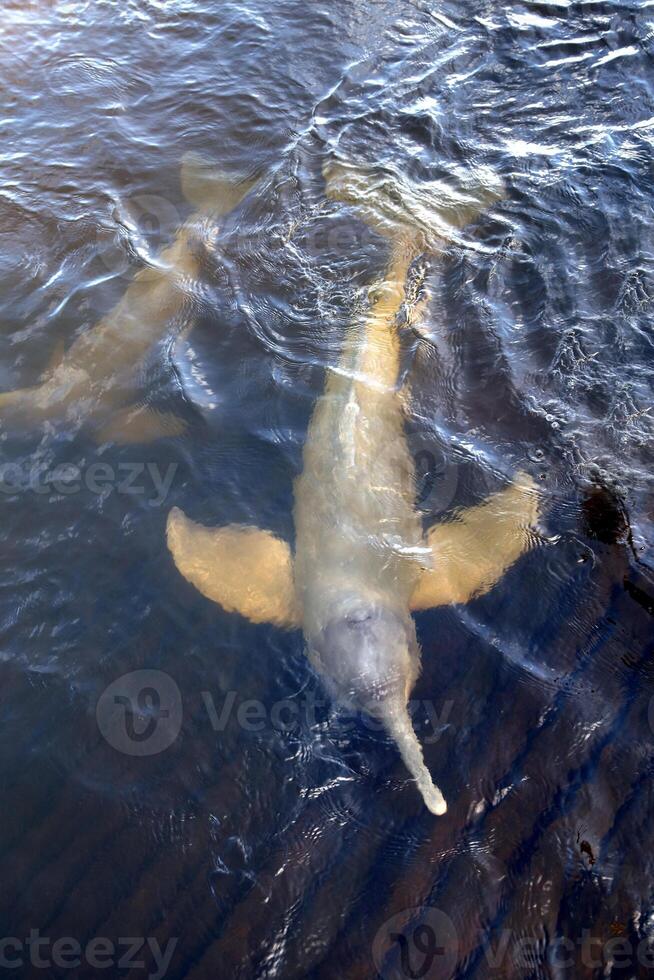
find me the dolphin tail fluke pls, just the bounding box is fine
[411,472,540,610]
[181,152,260,216]
[166,508,301,628]
[384,702,447,815]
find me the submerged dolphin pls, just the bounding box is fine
[166,162,540,814]
[0,154,256,443]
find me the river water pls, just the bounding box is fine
[1,0,653,978]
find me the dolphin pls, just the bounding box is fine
[0,154,257,443]
[166,161,540,814]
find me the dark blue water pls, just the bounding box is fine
[1,1,653,977]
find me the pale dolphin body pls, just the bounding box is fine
[166,163,540,814]
[0,155,256,443]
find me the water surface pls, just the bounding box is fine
[1,0,653,977]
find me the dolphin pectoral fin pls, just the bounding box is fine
[96,405,187,445]
[180,152,260,215]
[411,473,540,609]
[166,508,301,629]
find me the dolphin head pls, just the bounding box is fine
[308,592,447,816]
[310,595,419,711]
